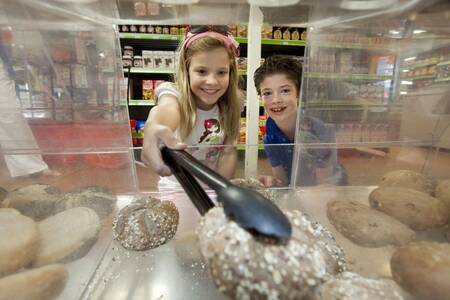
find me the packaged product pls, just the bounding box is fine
[142,80,154,100]
[133,55,143,67]
[142,50,154,68]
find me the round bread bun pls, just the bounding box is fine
[369,187,449,230]
[435,179,450,210]
[0,187,7,206]
[55,186,116,220]
[113,197,179,251]
[379,169,436,195]
[0,209,39,277]
[327,199,415,247]
[314,271,404,300]
[0,264,67,300]
[391,241,450,300]
[2,184,60,221]
[230,178,276,201]
[34,207,101,267]
[196,207,346,300]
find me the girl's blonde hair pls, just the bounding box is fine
[174,35,241,143]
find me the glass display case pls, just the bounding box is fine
[1,0,449,300]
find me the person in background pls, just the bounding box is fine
[141,25,242,180]
[0,31,59,178]
[254,55,347,187]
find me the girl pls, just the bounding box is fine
[141,25,242,179]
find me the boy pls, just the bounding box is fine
[253,55,347,187]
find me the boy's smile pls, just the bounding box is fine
[260,73,298,126]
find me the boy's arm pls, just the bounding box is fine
[141,94,185,176]
[216,137,238,179]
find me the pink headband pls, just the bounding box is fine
[183,31,240,57]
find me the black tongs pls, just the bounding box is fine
[161,147,292,241]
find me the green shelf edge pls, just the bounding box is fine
[305,72,393,80]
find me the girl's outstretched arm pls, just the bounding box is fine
[216,137,238,179]
[141,95,186,176]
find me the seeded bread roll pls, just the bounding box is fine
[369,187,449,230]
[391,241,450,300]
[2,184,60,221]
[379,170,436,195]
[55,186,116,220]
[314,272,404,300]
[113,197,179,251]
[34,207,101,267]
[230,178,276,201]
[435,179,450,210]
[0,209,39,277]
[0,264,67,300]
[196,207,346,300]
[327,199,415,247]
[0,187,7,206]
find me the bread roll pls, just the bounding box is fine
[435,179,450,209]
[113,197,179,251]
[0,209,39,276]
[2,184,60,221]
[0,187,7,206]
[55,186,116,220]
[196,207,345,300]
[231,178,276,201]
[391,241,450,300]
[0,264,67,300]
[327,199,415,247]
[314,272,404,300]
[34,207,101,267]
[379,170,435,195]
[369,187,449,230]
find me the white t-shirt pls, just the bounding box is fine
[155,82,226,169]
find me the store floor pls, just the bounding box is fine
[1,146,449,195]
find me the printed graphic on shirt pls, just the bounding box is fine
[190,118,223,168]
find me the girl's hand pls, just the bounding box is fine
[257,175,283,188]
[141,124,186,176]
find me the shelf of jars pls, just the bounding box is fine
[304,73,393,81]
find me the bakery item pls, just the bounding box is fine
[2,184,61,221]
[379,169,436,195]
[327,199,415,247]
[55,186,116,220]
[0,264,67,300]
[230,178,276,201]
[391,241,450,300]
[0,209,39,276]
[369,187,449,230]
[113,197,179,251]
[314,271,404,300]
[435,179,450,209]
[196,207,345,300]
[34,207,101,267]
[0,187,7,206]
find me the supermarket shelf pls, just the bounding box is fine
[304,72,393,80]
[435,77,450,82]
[124,67,175,74]
[119,33,306,47]
[436,60,450,67]
[308,41,395,51]
[119,33,183,41]
[119,100,155,106]
[236,144,264,150]
[401,75,436,80]
[304,100,390,107]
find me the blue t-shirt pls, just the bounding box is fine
[263,117,295,182]
[263,115,341,186]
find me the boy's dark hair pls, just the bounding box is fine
[253,55,303,95]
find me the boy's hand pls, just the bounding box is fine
[141,124,186,176]
[257,175,282,188]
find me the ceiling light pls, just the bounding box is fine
[247,0,299,7]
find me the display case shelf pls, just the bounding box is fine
[305,72,393,80]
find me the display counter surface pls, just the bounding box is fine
[83,187,446,300]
